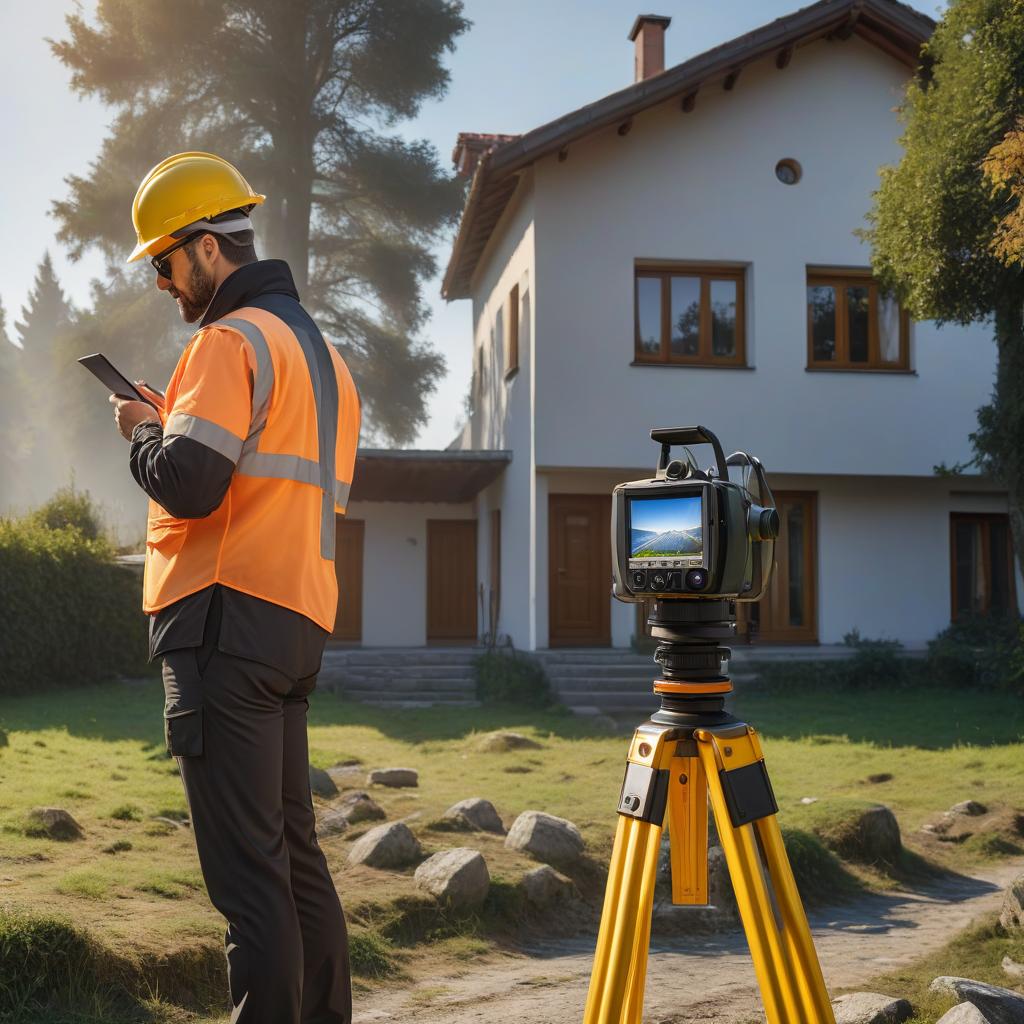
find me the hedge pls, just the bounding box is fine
[0,514,148,694]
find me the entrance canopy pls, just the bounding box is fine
[350,449,511,503]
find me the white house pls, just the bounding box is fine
[337,0,1021,654]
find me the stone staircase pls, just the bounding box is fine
[318,647,481,708]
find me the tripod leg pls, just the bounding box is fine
[696,726,835,1024]
[666,755,708,905]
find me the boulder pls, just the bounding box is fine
[318,809,350,838]
[951,800,988,817]
[937,1005,994,1024]
[368,768,419,788]
[831,992,913,1024]
[347,822,422,869]
[440,798,505,834]
[519,865,576,907]
[929,977,1024,1024]
[1002,956,1024,982]
[26,807,83,841]
[505,810,584,867]
[414,848,490,909]
[309,765,338,798]
[1000,875,1024,933]
[476,731,542,753]
[337,791,386,824]
[326,765,365,789]
[823,805,902,865]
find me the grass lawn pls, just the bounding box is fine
[0,680,1022,1021]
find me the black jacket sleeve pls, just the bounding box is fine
[130,422,236,519]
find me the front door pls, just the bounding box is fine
[549,494,611,647]
[744,491,817,644]
[332,518,364,643]
[427,520,478,645]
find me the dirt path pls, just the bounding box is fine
[352,861,1022,1024]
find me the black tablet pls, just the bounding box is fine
[77,353,161,407]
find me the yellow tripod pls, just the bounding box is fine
[583,673,835,1024]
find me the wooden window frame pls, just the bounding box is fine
[505,283,520,379]
[949,512,1018,621]
[806,268,910,371]
[634,263,746,367]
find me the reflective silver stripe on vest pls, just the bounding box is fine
[236,452,350,510]
[164,411,244,464]
[334,479,350,508]
[216,317,274,452]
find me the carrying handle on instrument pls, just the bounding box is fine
[651,425,729,481]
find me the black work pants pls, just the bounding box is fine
[162,644,351,1023]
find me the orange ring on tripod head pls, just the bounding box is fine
[653,679,733,695]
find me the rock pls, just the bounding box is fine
[414,848,490,909]
[1000,875,1024,932]
[929,977,1024,1024]
[936,1005,994,1024]
[326,765,364,789]
[337,791,386,824]
[26,807,83,841]
[800,797,819,805]
[441,798,505,834]
[519,865,576,906]
[476,731,542,753]
[824,805,902,865]
[831,992,913,1024]
[951,800,988,817]
[367,768,419,788]
[309,765,338,798]
[505,810,584,867]
[867,773,894,784]
[1002,956,1024,981]
[347,822,422,869]
[318,809,350,838]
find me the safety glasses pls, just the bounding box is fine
[150,232,202,280]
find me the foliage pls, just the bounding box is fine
[473,649,555,707]
[0,498,147,693]
[26,484,104,541]
[49,0,470,445]
[982,117,1024,267]
[840,628,910,687]
[926,613,1023,691]
[863,0,1024,584]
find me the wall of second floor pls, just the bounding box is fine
[530,35,997,478]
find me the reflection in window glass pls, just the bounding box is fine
[710,279,737,357]
[637,277,661,356]
[670,276,700,356]
[808,285,836,361]
[787,504,804,627]
[877,292,901,363]
[989,520,1011,614]
[954,521,981,616]
[847,286,869,362]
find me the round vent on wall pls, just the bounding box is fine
[775,159,802,185]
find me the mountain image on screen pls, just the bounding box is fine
[632,527,702,556]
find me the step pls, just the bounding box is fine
[324,664,476,681]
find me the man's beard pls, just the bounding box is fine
[171,255,217,323]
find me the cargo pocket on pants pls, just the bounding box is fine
[164,705,204,757]
[162,650,205,757]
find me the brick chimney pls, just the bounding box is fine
[629,15,672,82]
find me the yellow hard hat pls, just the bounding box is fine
[127,151,265,263]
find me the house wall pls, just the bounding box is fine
[530,36,997,478]
[346,500,476,647]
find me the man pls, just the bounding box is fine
[109,151,360,1024]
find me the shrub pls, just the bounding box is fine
[926,614,1023,691]
[26,484,104,541]
[840,628,911,687]
[0,504,147,693]
[473,649,554,707]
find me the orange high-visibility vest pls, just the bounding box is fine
[143,301,360,631]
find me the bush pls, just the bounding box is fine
[927,614,1023,691]
[841,628,911,687]
[473,649,554,707]
[26,484,104,541]
[0,503,147,693]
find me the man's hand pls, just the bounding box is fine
[110,393,160,440]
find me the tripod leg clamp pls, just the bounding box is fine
[617,762,671,824]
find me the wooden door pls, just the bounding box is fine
[427,520,478,645]
[332,518,364,643]
[549,494,611,647]
[742,492,817,644]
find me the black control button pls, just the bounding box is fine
[631,570,647,590]
[685,568,708,591]
[666,571,681,591]
[651,571,669,591]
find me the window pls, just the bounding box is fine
[505,283,519,377]
[634,264,746,366]
[806,269,909,370]
[950,513,1017,619]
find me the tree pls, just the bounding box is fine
[0,298,27,506]
[863,0,1024,586]
[50,0,469,445]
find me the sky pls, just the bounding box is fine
[630,495,702,536]
[1,0,941,451]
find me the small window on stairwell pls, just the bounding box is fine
[506,283,520,378]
